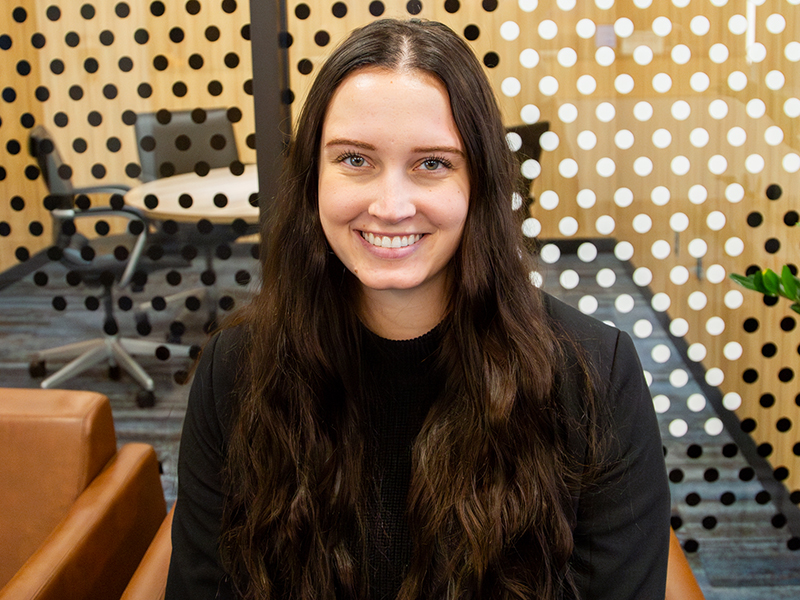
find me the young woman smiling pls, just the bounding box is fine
[166,19,669,600]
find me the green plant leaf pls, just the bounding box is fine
[782,265,798,301]
[792,303,800,315]
[730,273,760,291]
[763,269,780,295]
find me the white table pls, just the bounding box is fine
[124,163,260,224]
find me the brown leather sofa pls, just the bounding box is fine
[0,388,166,600]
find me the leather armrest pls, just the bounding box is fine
[0,444,167,600]
[666,528,705,600]
[120,505,175,600]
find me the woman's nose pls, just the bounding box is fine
[367,174,417,223]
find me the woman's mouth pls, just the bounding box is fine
[360,231,423,248]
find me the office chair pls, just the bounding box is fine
[133,108,251,335]
[27,126,195,408]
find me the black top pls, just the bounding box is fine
[166,295,670,599]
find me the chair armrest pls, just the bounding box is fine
[73,185,132,195]
[120,505,175,600]
[0,444,167,600]
[666,528,705,600]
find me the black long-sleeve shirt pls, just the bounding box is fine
[166,295,670,599]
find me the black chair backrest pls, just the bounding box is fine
[29,125,75,206]
[506,121,550,164]
[134,108,239,182]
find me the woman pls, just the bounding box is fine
[167,19,669,600]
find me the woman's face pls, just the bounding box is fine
[317,67,470,306]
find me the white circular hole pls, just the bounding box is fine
[652,129,672,149]
[669,369,689,388]
[669,419,688,438]
[708,154,728,175]
[709,99,729,119]
[670,212,689,232]
[596,157,616,177]
[558,103,578,123]
[724,289,744,309]
[577,130,597,150]
[521,104,541,124]
[688,185,707,205]
[705,418,724,436]
[652,344,671,364]
[539,131,559,152]
[595,46,616,66]
[615,74,635,94]
[576,18,597,39]
[519,0,539,12]
[633,267,653,286]
[706,316,725,336]
[506,132,523,152]
[723,342,743,360]
[784,98,800,118]
[596,102,616,122]
[652,73,672,93]
[615,293,635,313]
[539,20,558,40]
[725,183,744,203]
[651,186,670,206]
[614,17,634,37]
[511,192,524,211]
[706,264,726,283]
[614,188,633,207]
[652,16,672,36]
[577,242,597,262]
[633,45,654,65]
[540,243,561,263]
[521,218,541,238]
[688,291,708,310]
[558,47,578,67]
[786,41,800,62]
[614,241,634,261]
[670,318,688,337]
[705,368,724,386]
[614,130,634,149]
[558,158,578,178]
[500,21,521,41]
[653,394,671,414]
[671,156,690,176]
[596,268,617,288]
[578,295,598,315]
[688,238,708,258]
[687,394,707,412]
[530,270,543,287]
[633,319,653,338]
[766,13,786,34]
[595,0,614,9]
[745,153,765,174]
[669,266,689,285]
[521,159,541,180]
[559,217,579,236]
[728,14,747,35]
[502,77,522,97]
[633,214,653,234]
[538,76,558,96]
[634,101,653,121]
[651,240,671,259]
[690,128,709,148]
[709,44,729,64]
[557,0,576,9]
[595,215,616,235]
[559,269,580,289]
[519,48,540,69]
[747,98,766,118]
[691,72,710,91]
[727,126,746,147]
[671,100,691,120]
[766,70,786,90]
[784,153,800,173]
[687,343,706,362]
[538,190,559,210]
[651,292,671,312]
[722,392,742,410]
[728,71,748,91]
[633,156,653,176]
[691,15,710,35]
[577,75,597,95]
[671,44,691,64]
[577,189,597,209]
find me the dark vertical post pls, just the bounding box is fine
[249,0,290,225]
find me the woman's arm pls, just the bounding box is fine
[166,331,239,600]
[571,329,671,599]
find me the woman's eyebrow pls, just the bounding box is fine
[324,138,376,151]
[413,145,465,157]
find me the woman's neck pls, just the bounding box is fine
[358,283,448,341]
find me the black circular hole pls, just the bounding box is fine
[766,183,782,200]
[189,54,204,69]
[100,30,114,46]
[406,0,422,14]
[186,0,201,14]
[742,368,758,383]
[685,492,701,506]
[332,2,347,17]
[781,317,796,332]
[743,317,759,332]
[205,26,220,41]
[222,0,237,13]
[208,80,223,96]
[295,3,310,18]
[80,4,96,19]
[774,467,789,481]
[777,418,792,432]
[784,211,799,226]
[703,468,719,482]
[483,52,499,68]
[765,238,781,254]
[747,211,763,227]
[31,33,46,49]
[779,368,794,382]
[482,0,498,10]
[103,84,118,99]
[170,27,185,43]
[445,0,460,12]
[760,393,776,407]
[314,31,330,47]
[119,56,133,72]
[739,467,755,481]
[720,491,736,505]
[757,442,773,457]
[134,29,149,45]
[669,469,683,483]
[686,444,703,458]
[369,1,385,15]
[761,344,777,359]
[756,490,772,504]
[153,55,168,70]
[701,516,717,530]
[46,6,61,21]
[741,418,757,433]
[150,1,166,16]
[116,3,131,18]
[464,24,480,41]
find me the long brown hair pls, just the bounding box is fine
[222,19,595,599]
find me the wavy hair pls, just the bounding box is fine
[221,19,595,599]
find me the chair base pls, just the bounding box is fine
[30,336,193,405]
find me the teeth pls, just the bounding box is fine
[362,232,422,248]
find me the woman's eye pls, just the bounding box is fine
[421,159,444,170]
[343,154,365,167]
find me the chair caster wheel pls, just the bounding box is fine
[136,390,156,408]
[29,360,46,378]
[109,365,122,380]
